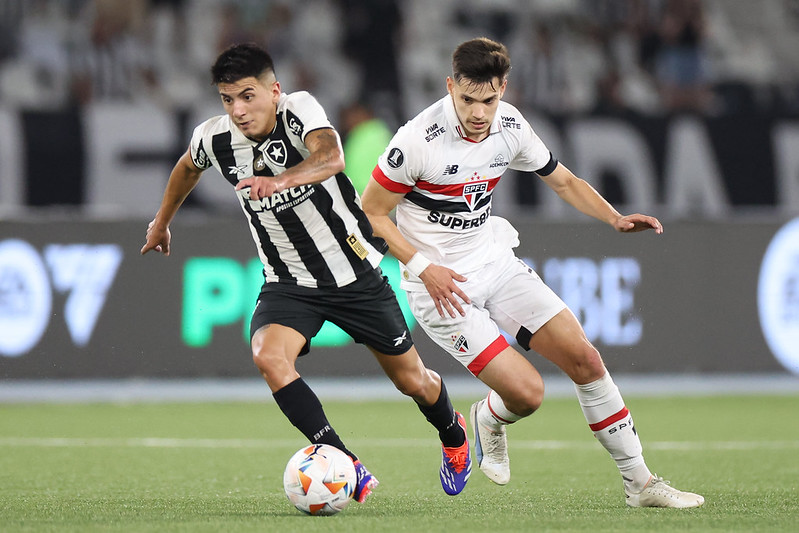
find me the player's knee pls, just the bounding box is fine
[251,342,286,376]
[391,371,428,399]
[521,380,545,415]
[505,374,544,416]
[568,345,606,384]
[251,349,273,374]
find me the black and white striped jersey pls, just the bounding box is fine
[189,91,387,289]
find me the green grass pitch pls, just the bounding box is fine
[1,394,797,532]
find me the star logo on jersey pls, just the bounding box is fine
[228,164,248,176]
[263,140,287,167]
[451,333,469,353]
[462,181,489,211]
[253,155,266,171]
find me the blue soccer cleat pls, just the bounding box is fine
[439,412,471,495]
[353,459,379,503]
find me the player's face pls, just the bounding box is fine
[447,76,506,142]
[218,74,281,141]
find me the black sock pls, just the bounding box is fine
[416,381,465,448]
[272,377,357,461]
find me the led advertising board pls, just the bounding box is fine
[1,217,795,379]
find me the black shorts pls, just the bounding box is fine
[250,269,414,356]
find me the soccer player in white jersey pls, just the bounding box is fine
[141,43,471,500]
[361,37,704,508]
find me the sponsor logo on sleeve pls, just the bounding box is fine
[286,110,304,136]
[194,144,209,168]
[387,147,405,169]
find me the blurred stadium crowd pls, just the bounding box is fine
[2,0,798,125]
[1,0,798,217]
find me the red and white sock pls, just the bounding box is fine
[477,389,524,430]
[574,371,651,492]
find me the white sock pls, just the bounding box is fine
[574,371,651,492]
[478,389,524,430]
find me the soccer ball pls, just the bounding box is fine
[283,444,357,516]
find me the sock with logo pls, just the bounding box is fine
[477,389,525,430]
[574,371,651,492]
[273,377,356,461]
[416,381,465,448]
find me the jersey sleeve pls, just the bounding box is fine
[189,119,216,170]
[371,123,422,194]
[508,115,554,174]
[281,91,334,143]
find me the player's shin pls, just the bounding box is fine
[273,377,357,461]
[415,380,465,447]
[478,389,524,429]
[574,372,652,492]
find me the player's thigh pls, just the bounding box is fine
[528,308,605,384]
[251,285,326,341]
[407,290,504,372]
[486,258,566,348]
[477,345,544,411]
[369,345,440,402]
[252,323,307,360]
[251,323,308,391]
[329,273,414,356]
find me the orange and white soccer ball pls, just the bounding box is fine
[283,444,356,516]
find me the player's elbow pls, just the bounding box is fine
[360,184,394,219]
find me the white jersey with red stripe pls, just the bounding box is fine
[372,94,554,287]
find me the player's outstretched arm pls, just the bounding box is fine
[141,149,203,256]
[539,163,663,234]
[361,179,470,318]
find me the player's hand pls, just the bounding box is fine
[614,214,663,234]
[141,219,171,256]
[235,176,285,200]
[419,263,471,318]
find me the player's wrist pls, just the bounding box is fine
[405,252,432,277]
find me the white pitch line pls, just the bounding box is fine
[0,437,797,451]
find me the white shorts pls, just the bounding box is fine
[407,250,566,376]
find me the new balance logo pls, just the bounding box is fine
[443,165,459,175]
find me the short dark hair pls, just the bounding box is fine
[211,43,275,85]
[452,38,511,88]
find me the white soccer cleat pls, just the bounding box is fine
[625,475,705,508]
[470,399,510,485]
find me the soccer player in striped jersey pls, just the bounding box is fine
[361,37,704,508]
[141,43,471,500]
